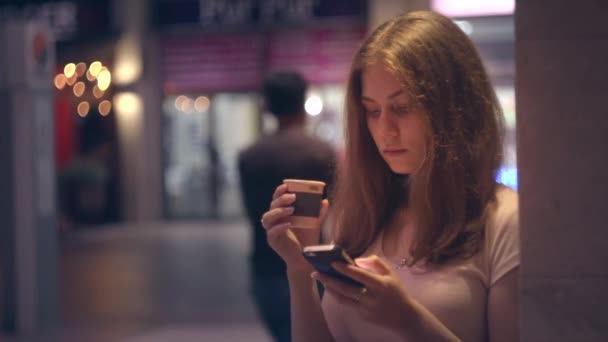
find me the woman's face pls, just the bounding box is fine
[361,64,429,175]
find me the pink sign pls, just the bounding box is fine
[267,26,367,85]
[432,0,514,17]
[161,33,263,93]
[161,26,367,93]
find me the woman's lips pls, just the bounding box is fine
[383,149,407,156]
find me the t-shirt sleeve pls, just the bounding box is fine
[488,190,520,286]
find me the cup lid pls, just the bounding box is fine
[282,179,326,187]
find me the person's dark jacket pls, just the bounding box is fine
[238,128,336,276]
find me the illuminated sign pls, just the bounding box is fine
[432,0,514,17]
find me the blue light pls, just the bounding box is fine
[497,167,518,190]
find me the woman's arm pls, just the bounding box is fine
[488,267,519,342]
[288,267,335,342]
[260,184,335,342]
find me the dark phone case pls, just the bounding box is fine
[302,246,363,287]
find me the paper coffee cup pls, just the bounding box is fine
[283,179,326,229]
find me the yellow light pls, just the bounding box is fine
[66,73,77,86]
[75,62,87,77]
[93,85,104,99]
[175,95,188,111]
[194,96,210,112]
[114,33,142,85]
[99,100,112,116]
[89,61,102,77]
[73,82,85,97]
[64,63,76,78]
[114,92,142,120]
[77,102,90,117]
[54,74,67,90]
[86,69,96,82]
[97,69,112,91]
[114,93,143,150]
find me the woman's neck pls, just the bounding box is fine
[382,207,415,260]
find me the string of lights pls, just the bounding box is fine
[54,61,112,117]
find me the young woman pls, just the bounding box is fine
[260,11,519,342]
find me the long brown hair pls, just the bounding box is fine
[331,11,505,266]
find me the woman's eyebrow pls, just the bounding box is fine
[387,89,405,99]
[362,90,405,103]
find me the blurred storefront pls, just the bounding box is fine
[1,1,124,228]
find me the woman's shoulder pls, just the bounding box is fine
[486,185,519,237]
[483,186,520,285]
[494,185,518,217]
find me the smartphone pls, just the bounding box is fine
[302,244,363,287]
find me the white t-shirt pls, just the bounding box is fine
[322,188,519,341]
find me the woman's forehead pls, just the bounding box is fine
[361,66,412,101]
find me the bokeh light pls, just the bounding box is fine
[89,61,102,77]
[181,97,193,112]
[73,82,85,97]
[64,63,76,78]
[305,95,323,116]
[93,85,104,99]
[54,74,67,90]
[75,62,87,77]
[175,95,188,111]
[97,69,112,91]
[77,101,90,117]
[99,100,112,116]
[66,73,78,86]
[194,96,210,112]
[86,69,96,81]
[114,92,142,119]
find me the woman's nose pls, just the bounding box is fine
[379,112,399,137]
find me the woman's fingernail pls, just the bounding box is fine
[354,258,369,266]
[285,207,294,214]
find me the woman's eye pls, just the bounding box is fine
[365,108,381,118]
[393,105,410,115]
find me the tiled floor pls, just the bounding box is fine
[3,221,274,341]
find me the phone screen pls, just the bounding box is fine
[302,245,363,287]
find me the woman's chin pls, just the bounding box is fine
[384,159,422,176]
[387,165,410,175]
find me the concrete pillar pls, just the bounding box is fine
[111,0,162,221]
[368,0,430,30]
[516,1,608,341]
[0,18,59,334]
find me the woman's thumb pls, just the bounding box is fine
[355,255,391,275]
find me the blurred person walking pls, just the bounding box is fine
[238,71,336,342]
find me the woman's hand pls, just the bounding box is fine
[260,183,330,271]
[312,255,414,333]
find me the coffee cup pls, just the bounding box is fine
[282,179,326,229]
